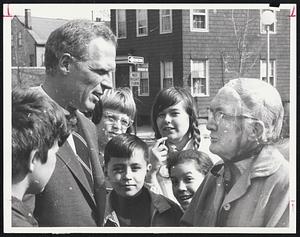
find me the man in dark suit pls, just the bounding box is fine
[32,19,117,226]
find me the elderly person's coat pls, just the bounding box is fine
[180,145,289,227]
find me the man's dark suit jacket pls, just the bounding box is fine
[34,111,106,226]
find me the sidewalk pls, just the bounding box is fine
[136,125,155,140]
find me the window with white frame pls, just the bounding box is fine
[260,60,276,86]
[160,10,172,34]
[139,63,149,96]
[191,60,209,96]
[17,32,22,47]
[160,61,173,89]
[190,9,208,32]
[136,10,148,37]
[260,9,276,34]
[116,10,126,39]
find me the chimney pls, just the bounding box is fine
[25,9,32,29]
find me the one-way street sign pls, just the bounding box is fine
[128,56,144,64]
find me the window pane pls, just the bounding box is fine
[161,10,171,32]
[141,71,149,78]
[270,77,274,86]
[137,10,147,21]
[162,16,171,31]
[139,27,145,35]
[165,62,172,77]
[140,78,149,94]
[117,10,125,21]
[137,10,147,35]
[191,60,207,96]
[118,22,126,37]
[117,10,126,38]
[139,19,147,27]
[192,61,205,77]
[193,78,201,94]
[161,9,170,15]
[193,78,206,95]
[193,15,205,29]
[200,78,206,93]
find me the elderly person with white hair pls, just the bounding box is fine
[180,78,289,227]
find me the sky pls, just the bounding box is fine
[6,3,293,21]
[7,4,111,21]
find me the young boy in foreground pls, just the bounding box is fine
[12,89,69,227]
[103,133,183,226]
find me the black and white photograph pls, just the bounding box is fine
[3,2,296,234]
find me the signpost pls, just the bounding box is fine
[116,55,145,64]
[130,72,140,86]
[128,56,144,64]
[137,64,148,72]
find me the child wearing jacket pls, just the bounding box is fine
[103,133,183,226]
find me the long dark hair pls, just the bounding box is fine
[151,87,201,150]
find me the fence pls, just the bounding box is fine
[11,67,45,89]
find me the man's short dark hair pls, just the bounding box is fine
[104,133,148,166]
[12,88,69,180]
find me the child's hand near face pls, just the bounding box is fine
[149,137,169,173]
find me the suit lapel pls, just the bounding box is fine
[76,111,106,226]
[57,140,96,206]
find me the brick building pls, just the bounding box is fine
[110,9,290,125]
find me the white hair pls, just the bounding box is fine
[224,78,284,143]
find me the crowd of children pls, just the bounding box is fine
[12,81,289,228]
[12,86,214,227]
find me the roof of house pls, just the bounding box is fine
[15,15,111,45]
[16,15,68,45]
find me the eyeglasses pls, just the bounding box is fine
[207,108,258,124]
[103,111,133,128]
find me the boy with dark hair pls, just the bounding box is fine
[103,133,183,226]
[12,89,69,227]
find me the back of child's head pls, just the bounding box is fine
[12,88,69,180]
[167,149,213,176]
[151,87,201,149]
[104,133,148,165]
[92,87,136,125]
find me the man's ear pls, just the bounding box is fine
[58,53,73,75]
[248,120,265,142]
[28,149,38,172]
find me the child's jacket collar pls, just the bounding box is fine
[103,187,174,226]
